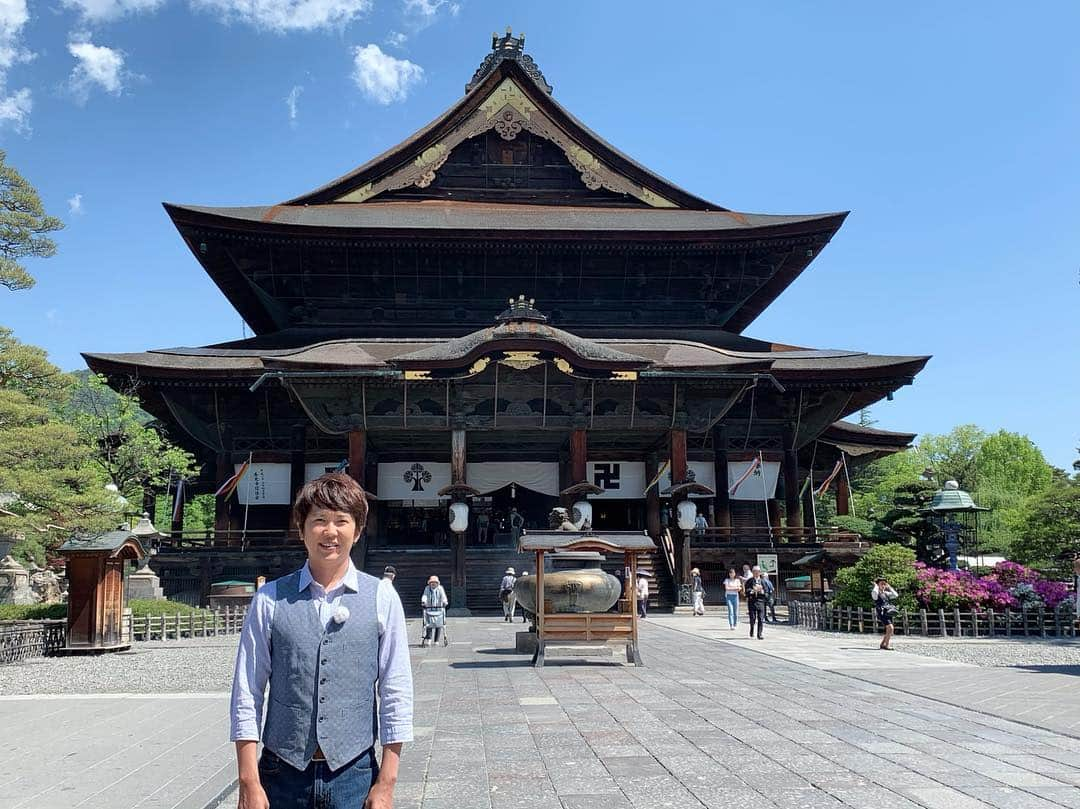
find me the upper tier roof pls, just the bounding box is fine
[162,39,849,338]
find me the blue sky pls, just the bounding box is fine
[0,1,1077,471]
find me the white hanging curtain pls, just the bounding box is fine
[377,462,452,500]
[466,462,559,497]
[236,463,292,505]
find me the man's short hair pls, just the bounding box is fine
[384,565,396,576]
[875,577,888,584]
[292,472,368,532]
[751,565,762,572]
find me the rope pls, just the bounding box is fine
[742,379,757,450]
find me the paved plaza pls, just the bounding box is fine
[2,617,1080,809]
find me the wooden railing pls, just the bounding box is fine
[691,527,865,547]
[156,530,299,553]
[129,606,248,642]
[790,601,1078,638]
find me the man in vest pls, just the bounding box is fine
[230,472,413,809]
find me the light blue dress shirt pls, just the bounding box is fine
[230,561,414,746]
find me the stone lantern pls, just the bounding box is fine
[922,480,990,571]
[0,554,33,604]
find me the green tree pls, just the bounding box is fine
[63,373,198,503]
[1012,485,1080,579]
[880,480,940,561]
[918,424,987,488]
[971,430,1055,552]
[832,543,918,610]
[0,151,64,291]
[0,326,71,406]
[0,387,116,564]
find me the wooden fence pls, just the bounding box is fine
[0,606,249,664]
[0,620,67,664]
[790,600,1078,639]
[128,606,248,642]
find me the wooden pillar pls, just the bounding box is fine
[450,428,468,610]
[570,428,587,484]
[670,428,690,585]
[289,424,306,527]
[348,429,366,489]
[199,557,212,608]
[768,499,783,531]
[783,448,803,530]
[364,456,379,543]
[645,454,661,538]
[713,427,731,529]
[802,482,817,532]
[836,476,851,516]
[214,452,230,537]
[170,487,185,535]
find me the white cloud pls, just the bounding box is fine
[0,0,33,132]
[285,84,302,124]
[351,44,422,105]
[191,0,373,32]
[384,30,407,48]
[68,40,127,101]
[61,0,165,24]
[0,86,30,131]
[403,0,459,22]
[67,193,84,215]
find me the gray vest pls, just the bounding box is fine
[262,569,380,771]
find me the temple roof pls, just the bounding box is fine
[164,201,841,237]
[83,333,928,382]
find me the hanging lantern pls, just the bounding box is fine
[510,482,517,500]
[676,500,698,530]
[449,501,469,533]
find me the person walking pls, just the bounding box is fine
[499,567,517,622]
[739,563,753,585]
[382,565,396,586]
[763,571,779,623]
[872,577,899,650]
[420,575,449,647]
[509,508,525,545]
[230,472,412,809]
[722,568,743,630]
[691,567,706,616]
[636,571,650,619]
[745,566,774,640]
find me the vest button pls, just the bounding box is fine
[319,716,325,722]
[320,678,327,685]
[322,659,328,665]
[323,638,330,645]
[319,696,326,704]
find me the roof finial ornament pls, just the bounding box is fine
[496,294,548,324]
[467,27,552,95]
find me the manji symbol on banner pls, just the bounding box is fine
[587,462,646,499]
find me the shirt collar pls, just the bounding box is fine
[298,561,359,593]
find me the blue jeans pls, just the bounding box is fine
[725,593,739,627]
[259,746,377,808]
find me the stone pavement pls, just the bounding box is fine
[5,617,1080,809]
[0,693,234,809]
[648,614,1080,739]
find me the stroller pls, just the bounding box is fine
[420,579,449,647]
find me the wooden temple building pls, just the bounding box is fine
[84,33,927,611]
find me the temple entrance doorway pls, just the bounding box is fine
[474,485,556,546]
[589,499,646,531]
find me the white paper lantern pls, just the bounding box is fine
[676,500,698,530]
[449,502,469,533]
[572,500,593,530]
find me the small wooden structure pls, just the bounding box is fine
[520,530,655,667]
[59,529,146,652]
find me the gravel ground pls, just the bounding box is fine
[0,638,239,695]
[895,637,1080,668]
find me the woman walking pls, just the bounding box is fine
[420,575,448,647]
[722,568,743,630]
[691,568,706,616]
[871,577,899,650]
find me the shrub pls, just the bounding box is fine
[913,564,1015,610]
[0,603,66,620]
[832,544,918,610]
[127,599,212,618]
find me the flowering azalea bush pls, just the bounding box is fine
[913,560,1070,611]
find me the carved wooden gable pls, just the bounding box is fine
[335,78,680,209]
